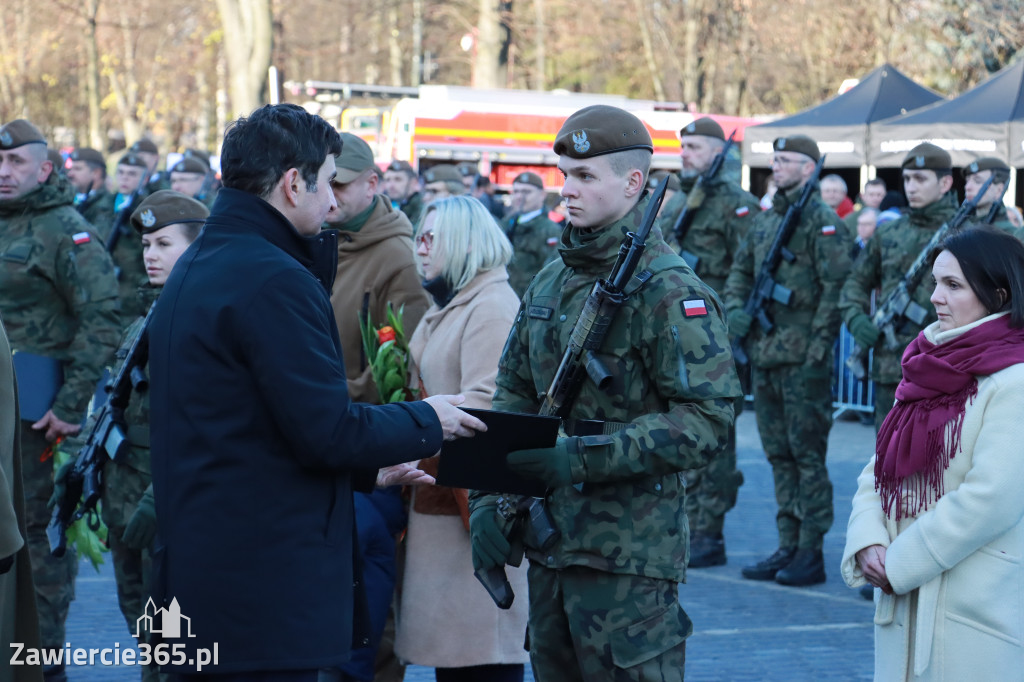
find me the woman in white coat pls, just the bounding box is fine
[395,195,528,682]
[842,226,1024,681]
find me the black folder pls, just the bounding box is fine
[436,408,561,497]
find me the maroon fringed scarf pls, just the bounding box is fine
[875,314,1024,520]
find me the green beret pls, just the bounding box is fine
[0,119,46,150]
[680,117,724,141]
[386,159,416,176]
[129,138,158,155]
[171,157,209,175]
[130,190,209,235]
[47,149,65,171]
[118,153,148,169]
[513,172,544,189]
[183,148,211,166]
[964,156,1009,177]
[422,165,463,184]
[334,133,376,183]
[773,135,820,162]
[70,148,105,167]
[650,170,681,193]
[901,142,951,171]
[554,105,653,159]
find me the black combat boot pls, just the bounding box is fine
[775,548,826,586]
[740,546,796,580]
[688,532,727,568]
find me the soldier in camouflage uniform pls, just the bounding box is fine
[725,134,852,587]
[656,117,760,568]
[384,159,424,226]
[963,157,1024,239]
[66,147,115,234]
[839,144,958,432]
[504,171,561,297]
[470,105,741,681]
[127,137,170,195]
[109,153,152,325]
[169,156,216,209]
[0,119,121,675]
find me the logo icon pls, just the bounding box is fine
[0,131,11,147]
[135,597,196,639]
[140,209,157,228]
[915,156,925,167]
[572,131,590,154]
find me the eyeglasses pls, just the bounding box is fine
[416,230,434,249]
[770,156,803,167]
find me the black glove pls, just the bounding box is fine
[122,486,157,550]
[506,437,583,488]
[47,460,74,510]
[848,313,881,348]
[469,504,510,571]
[727,309,753,339]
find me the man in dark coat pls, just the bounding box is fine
[148,103,484,680]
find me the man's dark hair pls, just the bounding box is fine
[938,225,1024,328]
[865,178,886,190]
[220,103,342,199]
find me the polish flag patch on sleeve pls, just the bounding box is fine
[682,298,708,317]
[821,225,836,236]
[72,232,91,244]
[546,237,559,246]
[735,206,750,217]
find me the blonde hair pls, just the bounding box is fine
[416,195,513,292]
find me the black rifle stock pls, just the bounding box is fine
[476,181,669,608]
[732,155,827,369]
[672,130,737,270]
[845,175,994,381]
[46,305,155,557]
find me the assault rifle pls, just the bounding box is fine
[47,305,154,557]
[845,174,994,380]
[982,182,1009,225]
[732,155,827,369]
[106,169,150,278]
[672,130,737,270]
[475,181,669,609]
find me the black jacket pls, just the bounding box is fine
[149,188,443,673]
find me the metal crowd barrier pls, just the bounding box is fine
[832,322,875,419]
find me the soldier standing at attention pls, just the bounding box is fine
[503,171,561,298]
[470,105,741,680]
[66,147,114,234]
[384,159,424,226]
[420,165,467,206]
[725,134,852,587]
[110,152,152,324]
[840,143,958,432]
[963,157,1024,239]
[169,155,215,208]
[656,118,760,568]
[0,119,121,681]
[127,137,169,194]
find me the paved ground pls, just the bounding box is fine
[53,410,876,680]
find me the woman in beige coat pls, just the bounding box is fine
[395,196,528,681]
[842,227,1024,681]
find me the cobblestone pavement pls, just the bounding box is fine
[48,410,875,681]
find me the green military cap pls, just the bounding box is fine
[650,170,681,193]
[422,164,463,184]
[680,117,724,141]
[901,142,951,171]
[171,157,209,175]
[129,138,159,155]
[47,148,65,171]
[553,105,653,159]
[118,152,148,168]
[513,171,544,189]
[131,189,209,235]
[386,159,416,176]
[334,133,376,183]
[0,119,46,150]
[70,147,106,167]
[773,135,820,162]
[964,156,1009,177]
[457,161,477,177]
[183,148,212,166]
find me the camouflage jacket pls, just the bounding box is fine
[0,173,121,423]
[725,185,852,368]
[485,192,741,583]
[75,186,115,236]
[838,195,956,385]
[504,210,562,297]
[973,203,1024,242]
[399,191,424,228]
[656,174,760,293]
[106,194,148,326]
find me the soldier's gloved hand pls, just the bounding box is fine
[506,437,583,488]
[122,487,157,550]
[469,504,510,571]
[727,309,753,339]
[848,313,881,348]
[47,460,74,510]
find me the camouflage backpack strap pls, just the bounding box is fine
[623,253,680,297]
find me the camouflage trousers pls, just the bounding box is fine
[684,396,744,535]
[20,423,77,649]
[873,382,897,433]
[526,563,689,681]
[752,365,834,551]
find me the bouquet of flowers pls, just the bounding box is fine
[359,302,416,404]
[51,439,108,570]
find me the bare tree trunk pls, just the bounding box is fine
[474,0,502,88]
[84,0,104,149]
[216,50,230,153]
[0,0,30,117]
[680,0,703,106]
[388,3,403,85]
[533,0,545,90]
[365,5,381,84]
[216,0,273,118]
[411,0,423,86]
[633,0,666,101]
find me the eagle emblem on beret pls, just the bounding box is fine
[685,123,696,133]
[572,131,591,154]
[777,138,787,149]
[0,132,11,147]
[968,162,979,173]
[140,209,157,228]
[915,156,925,167]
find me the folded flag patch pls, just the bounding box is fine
[736,206,750,217]
[73,232,91,244]
[546,237,559,246]
[682,298,708,317]
[821,225,836,236]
